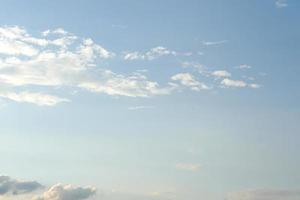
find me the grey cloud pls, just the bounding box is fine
[0,175,43,195]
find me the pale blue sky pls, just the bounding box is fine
[0,1,299,200]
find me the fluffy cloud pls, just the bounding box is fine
[0,26,173,106]
[227,189,300,200]
[175,163,201,172]
[171,73,209,91]
[34,184,96,200]
[0,176,96,200]
[123,46,177,60]
[0,26,39,56]
[0,26,261,106]
[221,78,247,88]
[0,175,42,195]
[211,70,231,78]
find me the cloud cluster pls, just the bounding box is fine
[181,62,261,89]
[34,184,96,200]
[0,26,262,106]
[0,175,42,195]
[0,176,96,200]
[0,26,174,106]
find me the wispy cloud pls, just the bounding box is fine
[221,78,260,89]
[237,64,252,69]
[175,163,201,172]
[202,40,228,46]
[275,0,288,8]
[123,46,177,61]
[0,92,70,106]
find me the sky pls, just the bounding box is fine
[0,0,299,200]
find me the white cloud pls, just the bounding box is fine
[171,73,209,91]
[0,175,96,200]
[34,184,96,200]
[0,40,39,56]
[0,92,70,106]
[238,64,252,69]
[221,78,261,89]
[42,28,69,36]
[78,70,174,97]
[227,188,300,200]
[181,62,260,90]
[0,26,174,106]
[202,40,228,46]
[52,28,69,35]
[212,70,231,78]
[175,163,201,172]
[276,0,288,8]
[221,78,247,88]
[249,83,261,89]
[0,26,261,106]
[123,46,176,60]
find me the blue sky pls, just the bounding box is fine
[0,0,299,200]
